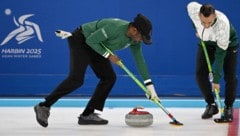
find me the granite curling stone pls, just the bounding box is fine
[125,106,153,127]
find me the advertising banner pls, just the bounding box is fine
[0,0,239,97]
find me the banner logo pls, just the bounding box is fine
[1,9,43,59]
[1,9,43,46]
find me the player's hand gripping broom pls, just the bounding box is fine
[199,40,225,123]
[101,44,183,126]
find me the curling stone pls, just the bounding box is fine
[125,106,153,127]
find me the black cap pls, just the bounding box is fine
[132,14,152,45]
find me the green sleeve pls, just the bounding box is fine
[213,47,227,83]
[130,44,150,80]
[85,26,112,57]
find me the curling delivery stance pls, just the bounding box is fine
[34,14,160,127]
[187,2,239,123]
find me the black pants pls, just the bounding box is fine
[196,45,238,107]
[43,28,116,111]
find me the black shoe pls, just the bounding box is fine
[78,113,108,125]
[202,104,219,119]
[223,106,233,122]
[34,104,50,127]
